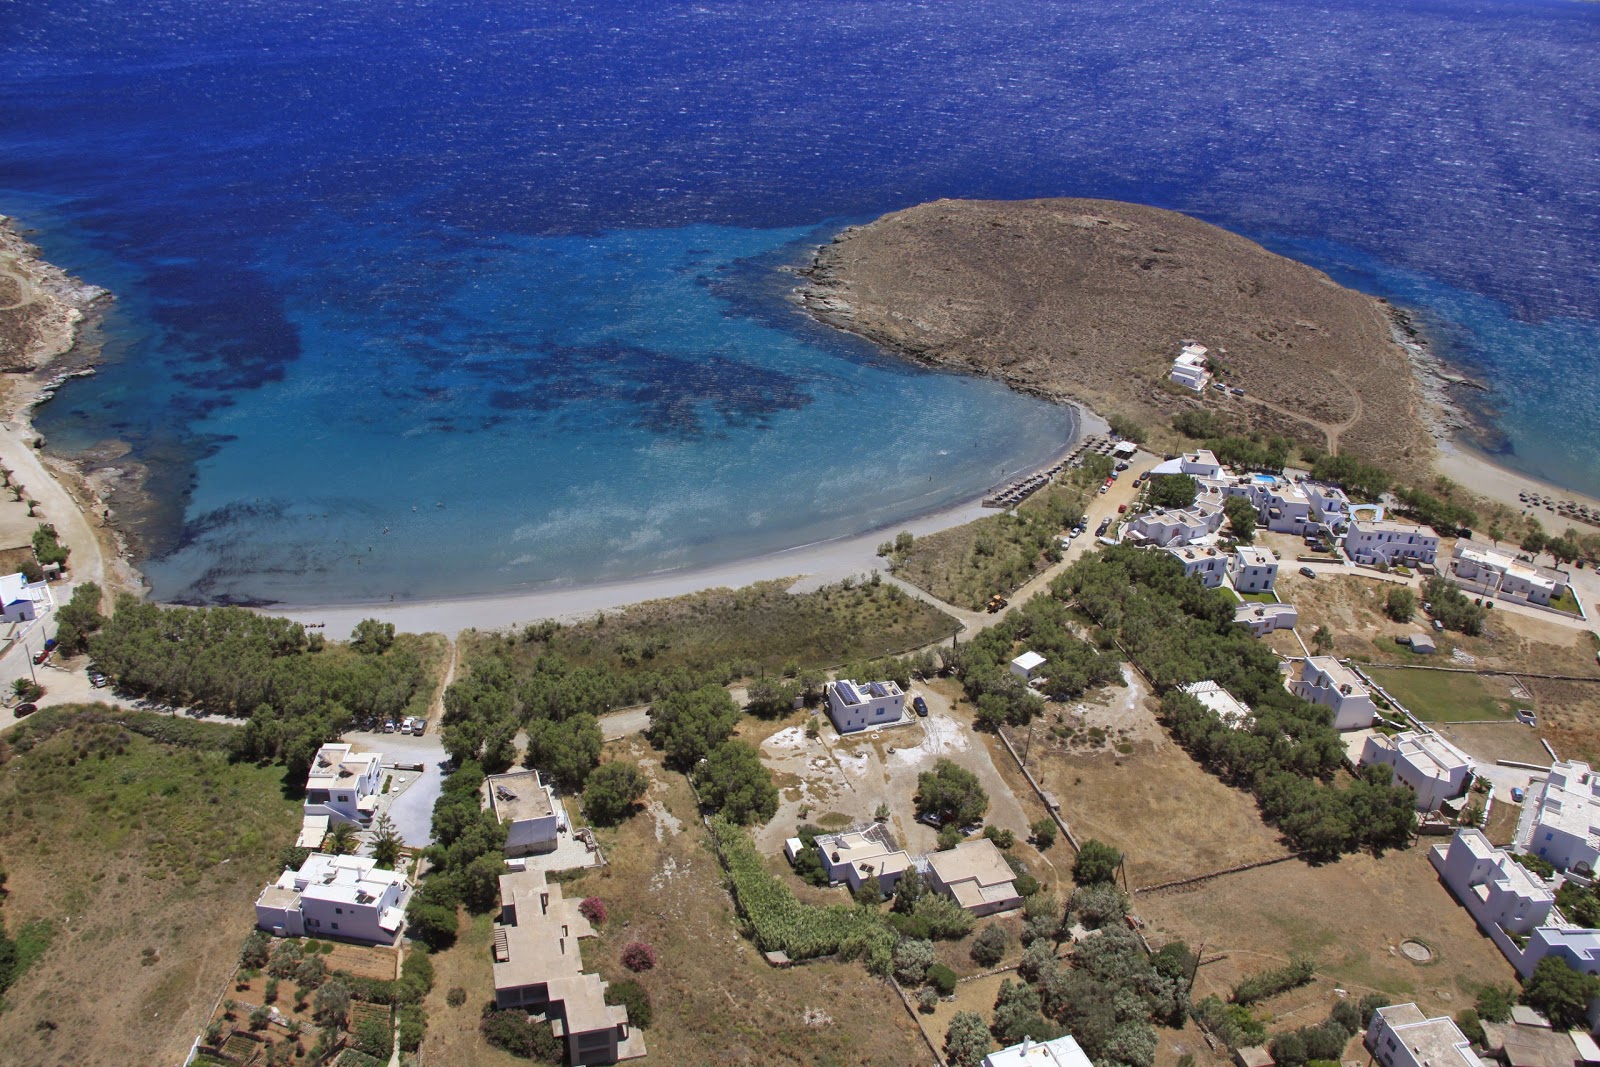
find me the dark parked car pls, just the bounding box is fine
[913,696,929,717]
[1299,566,1317,579]
[14,703,36,717]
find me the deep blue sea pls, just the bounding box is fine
[1,0,1596,605]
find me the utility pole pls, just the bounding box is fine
[1023,720,1035,766]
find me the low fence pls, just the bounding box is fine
[1132,853,1297,895]
[995,727,1080,853]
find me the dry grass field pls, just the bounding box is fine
[1139,844,1517,1024]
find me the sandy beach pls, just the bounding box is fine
[1433,436,1600,531]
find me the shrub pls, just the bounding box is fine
[1384,587,1416,623]
[239,930,271,970]
[1069,882,1129,928]
[351,1012,393,1058]
[621,941,656,972]
[1073,839,1122,885]
[480,1006,561,1060]
[1231,955,1315,1005]
[1456,1008,1485,1046]
[446,986,467,1008]
[927,963,959,996]
[983,826,1015,850]
[893,938,936,985]
[579,897,607,925]
[970,923,1009,967]
[397,1003,427,1051]
[1031,818,1058,849]
[1476,982,1515,1023]
[591,979,646,1034]
[918,986,939,1013]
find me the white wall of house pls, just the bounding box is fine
[1229,547,1278,593]
[826,679,904,734]
[1528,761,1600,874]
[303,744,382,827]
[1361,731,1473,811]
[1345,521,1439,566]
[1366,1005,1476,1067]
[255,853,407,945]
[1165,546,1228,588]
[1290,658,1378,730]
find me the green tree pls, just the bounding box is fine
[582,761,649,826]
[893,938,936,984]
[647,684,741,770]
[1107,415,1146,444]
[525,713,603,789]
[370,812,403,870]
[854,875,884,907]
[1476,982,1515,1023]
[915,759,989,827]
[945,1011,993,1067]
[605,979,652,1029]
[1031,817,1058,850]
[325,820,359,856]
[1073,838,1122,885]
[1223,497,1259,544]
[350,618,396,655]
[971,923,1010,967]
[692,740,778,824]
[312,979,352,1027]
[893,867,927,914]
[1312,626,1334,655]
[1522,957,1600,1030]
[351,1012,393,1058]
[1147,475,1199,510]
[1385,587,1417,623]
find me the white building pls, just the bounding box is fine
[814,827,911,896]
[1148,449,1224,481]
[826,678,905,734]
[1452,540,1571,608]
[1229,546,1279,593]
[1361,731,1474,811]
[1525,927,1600,980]
[1182,680,1254,730]
[1127,496,1226,548]
[304,743,382,828]
[984,1034,1096,1067]
[1234,602,1298,637]
[493,868,645,1065]
[0,572,53,625]
[1169,342,1211,391]
[1345,518,1440,567]
[1011,651,1047,682]
[1366,1003,1477,1067]
[1242,477,1351,536]
[255,852,408,945]
[1165,544,1229,588]
[1527,761,1600,874]
[487,769,564,858]
[1289,656,1379,731]
[1434,830,1555,936]
[926,838,1023,916]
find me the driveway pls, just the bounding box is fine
[347,729,447,848]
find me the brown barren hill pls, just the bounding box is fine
[798,197,1431,471]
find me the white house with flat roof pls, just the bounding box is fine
[487,769,563,858]
[826,678,905,734]
[1452,540,1570,607]
[1434,829,1556,938]
[255,852,408,945]
[1366,1003,1477,1067]
[1235,602,1298,637]
[984,1034,1096,1067]
[1011,651,1047,682]
[1127,498,1225,548]
[1148,449,1224,481]
[1525,927,1600,980]
[304,743,382,828]
[1165,544,1228,588]
[1527,761,1600,874]
[814,827,911,897]
[926,838,1023,916]
[1345,518,1439,567]
[1229,545,1279,593]
[1169,343,1211,391]
[1182,680,1254,730]
[0,572,52,625]
[1362,730,1474,811]
[493,867,645,1065]
[1289,656,1378,730]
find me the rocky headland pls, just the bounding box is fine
[797,197,1441,474]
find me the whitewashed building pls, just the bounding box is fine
[487,769,563,858]
[1126,497,1225,548]
[1165,545,1229,588]
[1451,540,1570,607]
[984,1034,1095,1067]
[1345,518,1439,567]
[926,838,1023,916]
[826,678,905,734]
[1182,680,1254,730]
[255,852,408,945]
[1527,761,1600,874]
[1229,546,1279,593]
[1169,343,1211,391]
[814,827,911,896]
[1361,730,1474,811]
[1011,651,1047,682]
[1366,1004,1477,1067]
[0,572,53,624]
[1434,830,1556,938]
[1289,656,1378,730]
[1234,602,1298,637]
[304,743,382,828]
[1147,449,1225,481]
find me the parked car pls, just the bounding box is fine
[88,672,107,688]
[383,719,397,733]
[1512,787,1526,803]
[1298,566,1317,579]
[1433,618,1445,632]
[1096,519,1111,536]
[33,650,49,665]
[1098,485,1109,495]
[43,638,57,652]
[913,696,929,718]
[1115,461,1130,472]
[412,718,427,735]
[13,703,36,717]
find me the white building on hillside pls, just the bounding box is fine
[1169,343,1211,391]
[1127,497,1225,548]
[1165,544,1228,588]
[255,852,408,945]
[487,769,563,858]
[984,1034,1095,1067]
[1239,477,1351,536]
[1525,927,1600,980]
[0,572,53,625]
[1235,602,1298,637]
[493,868,645,1064]
[1451,540,1570,607]
[1345,518,1439,567]
[1435,830,1556,939]
[1366,1004,1477,1067]
[1289,657,1378,730]
[1527,761,1600,874]
[1229,546,1279,593]
[926,838,1023,916]
[1148,449,1224,481]
[1011,651,1047,682]
[304,743,382,828]
[814,827,911,896]
[1361,731,1474,811]
[826,679,905,734]
[1182,680,1254,730]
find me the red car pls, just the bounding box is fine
[33,650,49,665]
[1117,504,1128,513]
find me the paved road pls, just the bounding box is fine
[348,729,447,848]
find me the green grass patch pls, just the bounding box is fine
[1549,588,1582,615]
[1237,590,1278,604]
[1362,668,1530,722]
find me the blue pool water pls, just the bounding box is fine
[1,0,1597,604]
